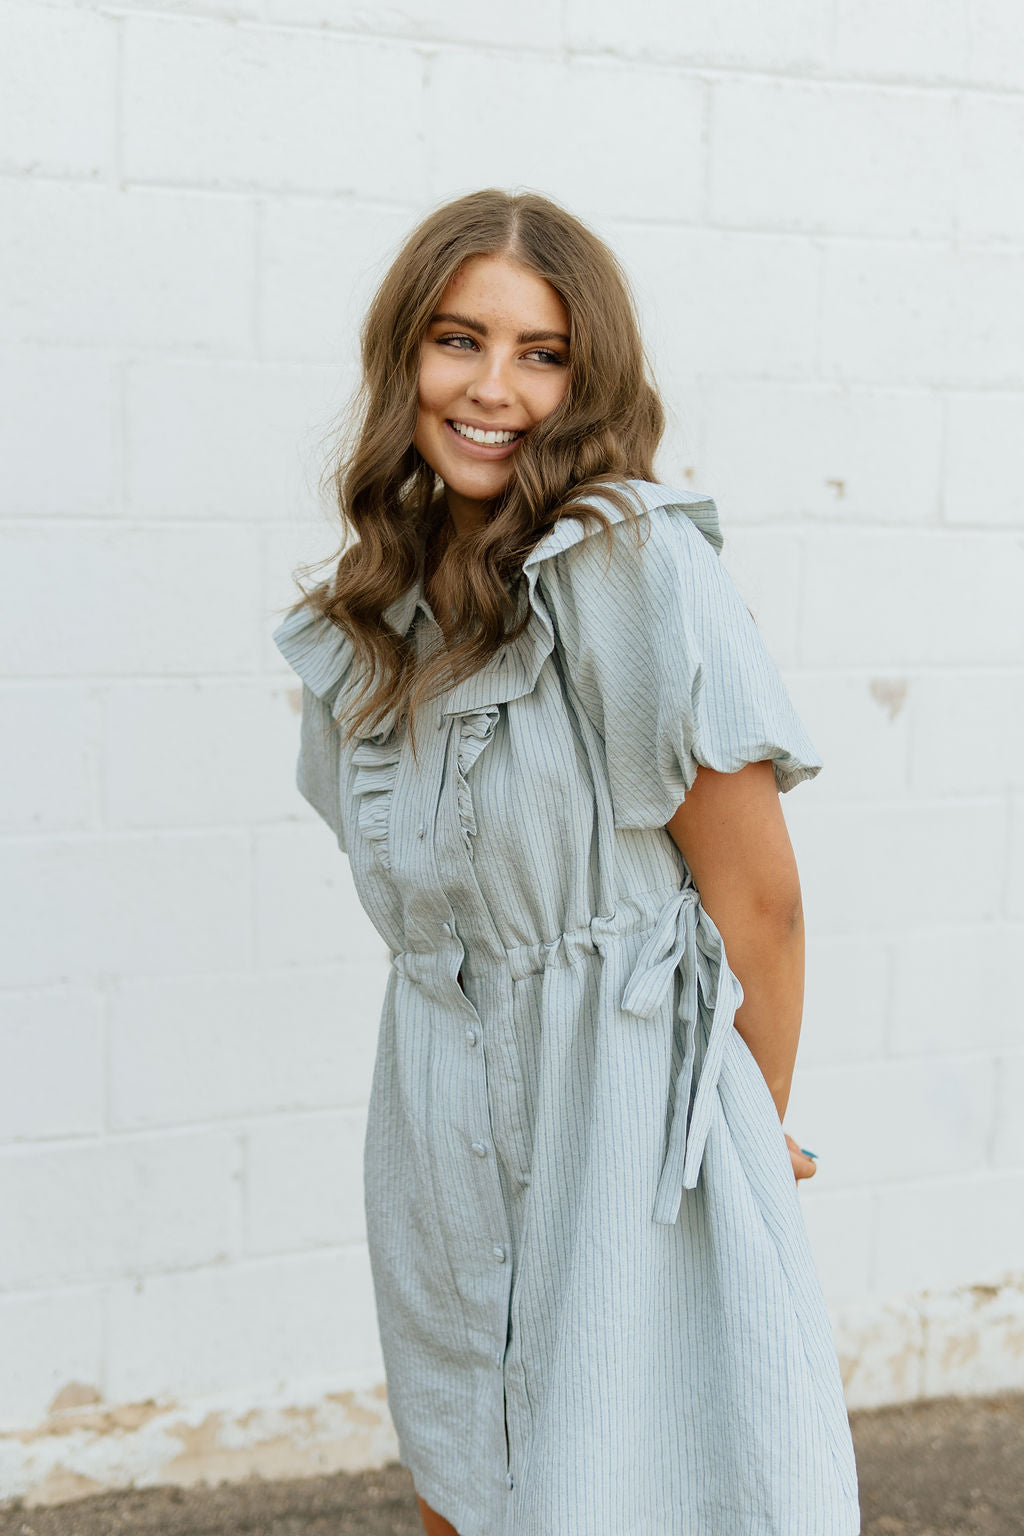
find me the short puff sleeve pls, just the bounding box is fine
[537,503,823,830]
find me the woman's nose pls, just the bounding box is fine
[467,352,514,405]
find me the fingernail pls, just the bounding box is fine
[800,1148,818,1160]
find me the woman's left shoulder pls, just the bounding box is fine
[524,477,725,581]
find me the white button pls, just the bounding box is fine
[441,922,452,936]
[492,1245,506,1263]
[465,1027,479,1047]
[506,1472,514,1489]
[519,1173,531,1186]
[471,1141,489,1157]
[494,1353,502,1370]
[417,825,425,838]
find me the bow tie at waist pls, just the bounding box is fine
[620,882,745,1226]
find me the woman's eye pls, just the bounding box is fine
[527,349,567,366]
[438,333,477,350]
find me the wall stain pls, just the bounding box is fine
[869,678,909,719]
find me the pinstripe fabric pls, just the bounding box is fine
[272,479,861,1535]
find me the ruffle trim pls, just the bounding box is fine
[351,727,403,871]
[454,705,500,861]
[273,603,404,871]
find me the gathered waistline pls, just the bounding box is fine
[393,880,745,1228]
[500,887,685,982]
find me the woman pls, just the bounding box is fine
[273,188,861,1536]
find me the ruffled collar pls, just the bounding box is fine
[274,479,722,731]
[402,479,721,717]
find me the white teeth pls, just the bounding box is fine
[451,421,522,446]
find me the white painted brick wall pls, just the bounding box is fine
[1,0,1022,1502]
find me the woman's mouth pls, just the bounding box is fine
[445,419,526,458]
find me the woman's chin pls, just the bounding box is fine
[438,464,514,510]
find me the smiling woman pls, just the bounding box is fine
[288,188,665,752]
[272,189,859,1536]
[414,260,571,525]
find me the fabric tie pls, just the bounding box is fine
[621,882,745,1225]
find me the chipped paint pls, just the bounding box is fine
[3,1276,1024,1507]
[1,1379,400,1509]
[47,1383,101,1415]
[868,677,909,719]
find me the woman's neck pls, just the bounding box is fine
[443,486,490,541]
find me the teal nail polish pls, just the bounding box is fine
[800,1147,818,1160]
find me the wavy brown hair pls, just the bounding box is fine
[284,187,666,758]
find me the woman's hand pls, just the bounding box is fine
[785,1133,818,1183]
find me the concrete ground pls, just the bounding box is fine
[0,1392,1021,1536]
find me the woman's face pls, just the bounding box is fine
[413,253,571,528]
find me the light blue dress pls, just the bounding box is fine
[273,479,861,1536]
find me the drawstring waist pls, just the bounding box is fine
[621,882,744,1225]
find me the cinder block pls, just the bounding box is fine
[967,0,1024,89]
[264,0,560,48]
[564,0,829,71]
[105,1249,382,1401]
[614,224,819,382]
[710,79,956,238]
[0,4,114,178]
[259,199,415,364]
[102,681,305,828]
[0,685,98,833]
[0,1131,240,1289]
[993,1054,1024,1167]
[0,182,255,350]
[799,935,889,1067]
[833,0,969,82]
[107,964,384,1130]
[908,671,1024,796]
[125,360,339,522]
[785,1056,994,1189]
[889,925,1021,1056]
[1,833,253,989]
[801,527,1024,667]
[0,1287,105,1425]
[0,347,115,517]
[253,826,385,969]
[0,525,261,677]
[796,1187,874,1301]
[702,380,941,526]
[243,1110,368,1255]
[874,1173,1024,1292]
[959,96,1024,242]
[945,391,1024,527]
[796,801,1005,935]
[123,17,426,200]
[776,671,912,804]
[0,990,104,1142]
[423,55,706,225]
[822,241,1024,387]
[712,527,806,666]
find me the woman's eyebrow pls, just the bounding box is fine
[430,311,570,347]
